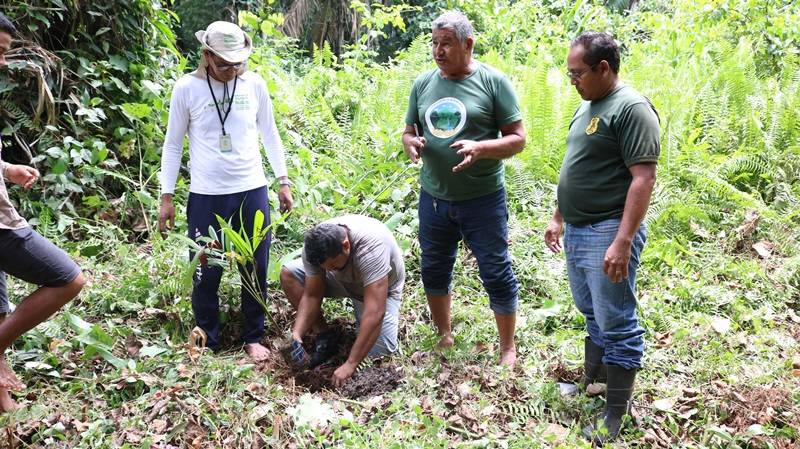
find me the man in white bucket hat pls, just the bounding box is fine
[159,21,293,361]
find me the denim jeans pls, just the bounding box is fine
[564,218,646,369]
[418,188,519,315]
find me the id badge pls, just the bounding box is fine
[219,134,232,153]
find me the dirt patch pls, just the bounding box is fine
[288,361,404,399]
[276,322,403,398]
[719,384,800,449]
[637,382,800,448]
[790,321,800,344]
[292,365,337,392]
[340,363,404,399]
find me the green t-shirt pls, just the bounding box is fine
[405,62,522,201]
[557,84,660,225]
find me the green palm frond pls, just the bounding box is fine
[505,160,548,209]
[718,154,769,181]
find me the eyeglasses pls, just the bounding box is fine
[566,63,599,80]
[214,61,242,71]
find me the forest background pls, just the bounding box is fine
[0,0,799,447]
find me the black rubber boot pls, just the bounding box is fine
[582,364,637,444]
[308,329,339,368]
[582,337,607,388]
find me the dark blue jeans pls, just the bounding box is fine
[187,186,271,349]
[418,188,519,315]
[564,218,646,369]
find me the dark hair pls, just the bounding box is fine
[0,14,16,36]
[304,223,347,266]
[571,31,620,73]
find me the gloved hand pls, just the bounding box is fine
[289,340,309,366]
[308,329,339,369]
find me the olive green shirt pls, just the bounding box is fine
[405,62,522,201]
[557,85,660,225]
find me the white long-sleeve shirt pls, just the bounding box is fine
[159,70,288,195]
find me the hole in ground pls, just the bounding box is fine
[277,320,404,399]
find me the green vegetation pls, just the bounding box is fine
[0,0,798,447]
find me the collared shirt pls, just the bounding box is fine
[0,136,28,229]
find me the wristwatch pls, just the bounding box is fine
[278,179,292,187]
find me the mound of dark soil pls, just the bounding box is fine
[340,363,404,399]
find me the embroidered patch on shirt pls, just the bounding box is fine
[585,117,600,135]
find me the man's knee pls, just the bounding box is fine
[483,271,519,314]
[60,271,86,300]
[279,266,292,287]
[70,271,86,290]
[369,331,399,357]
[280,266,304,290]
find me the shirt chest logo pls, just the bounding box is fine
[425,97,467,139]
[206,94,249,111]
[585,116,600,135]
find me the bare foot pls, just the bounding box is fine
[0,358,24,391]
[244,343,270,362]
[499,347,516,367]
[0,389,22,412]
[434,334,454,351]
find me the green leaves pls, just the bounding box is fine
[120,103,152,121]
[66,312,127,369]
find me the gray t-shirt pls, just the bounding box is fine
[0,137,28,230]
[302,214,405,300]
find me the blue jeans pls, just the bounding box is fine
[187,186,271,349]
[564,218,646,369]
[418,188,519,315]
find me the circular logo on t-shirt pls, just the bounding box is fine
[425,97,467,139]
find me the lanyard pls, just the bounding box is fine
[206,72,238,136]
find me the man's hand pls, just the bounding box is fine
[278,185,293,213]
[602,162,656,283]
[5,164,39,189]
[158,194,176,237]
[604,238,632,283]
[404,136,426,163]
[332,361,357,388]
[451,140,483,173]
[544,216,564,253]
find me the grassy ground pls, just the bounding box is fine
[1,0,798,447]
[0,192,797,449]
